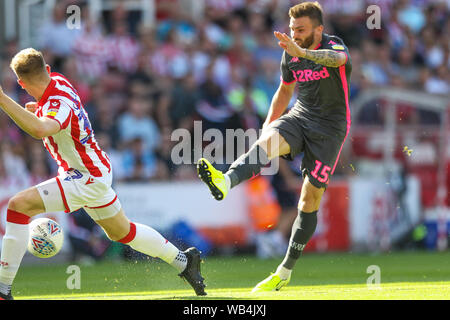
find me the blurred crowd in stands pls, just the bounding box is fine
[0,0,448,187]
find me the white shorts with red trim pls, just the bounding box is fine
[36,169,122,220]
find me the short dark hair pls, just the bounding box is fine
[289,1,323,26]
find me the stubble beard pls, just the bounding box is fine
[295,32,315,49]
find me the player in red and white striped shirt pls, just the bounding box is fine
[38,72,111,179]
[0,48,206,299]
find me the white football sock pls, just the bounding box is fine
[224,173,231,190]
[0,282,11,296]
[171,250,188,273]
[275,265,292,280]
[0,222,30,287]
[127,223,187,272]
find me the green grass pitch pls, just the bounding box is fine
[13,250,450,300]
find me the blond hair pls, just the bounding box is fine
[10,48,47,82]
[289,1,323,26]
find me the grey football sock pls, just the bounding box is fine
[226,145,269,188]
[281,211,318,270]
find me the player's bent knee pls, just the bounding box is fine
[257,131,289,160]
[96,209,132,242]
[102,224,130,242]
[105,222,135,243]
[299,192,322,207]
[7,195,22,212]
[7,188,45,216]
[302,190,323,203]
[7,193,34,216]
[298,200,319,213]
[298,188,324,212]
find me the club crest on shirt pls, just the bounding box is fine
[49,99,60,107]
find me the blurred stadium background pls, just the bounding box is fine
[0,0,449,268]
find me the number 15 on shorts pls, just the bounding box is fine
[311,160,331,184]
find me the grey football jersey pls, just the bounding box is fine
[280,33,352,135]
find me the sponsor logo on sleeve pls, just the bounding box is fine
[47,100,61,117]
[47,109,58,117]
[332,44,345,50]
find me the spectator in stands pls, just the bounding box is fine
[168,73,199,130]
[90,95,121,148]
[94,132,125,182]
[108,20,141,74]
[392,45,420,86]
[118,96,160,155]
[72,11,111,82]
[0,0,447,189]
[361,40,390,86]
[0,141,29,187]
[424,64,449,95]
[37,2,82,69]
[122,137,158,182]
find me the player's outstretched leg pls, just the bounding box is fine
[251,273,291,293]
[97,210,207,296]
[197,131,289,200]
[0,187,46,301]
[197,158,230,201]
[252,177,322,293]
[252,210,317,293]
[1,211,30,300]
[0,208,27,301]
[178,247,207,296]
[197,144,268,201]
[0,289,14,300]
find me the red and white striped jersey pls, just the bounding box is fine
[36,72,111,177]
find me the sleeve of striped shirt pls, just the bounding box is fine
[42,99,72,129]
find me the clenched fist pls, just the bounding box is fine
[25,102,38,113]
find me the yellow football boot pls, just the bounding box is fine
[197,158,229,201]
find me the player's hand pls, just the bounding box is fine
[274,31,304,58]
[0,85,9,106]
[262,119,273,132]
[0,85,5,103]
[25,102,38,113]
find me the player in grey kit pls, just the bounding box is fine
[197,1,352,291]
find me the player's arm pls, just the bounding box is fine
[263,80,296,129]
[0,86,60,139]
[301,49,346,68]
[274,31,346,67]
